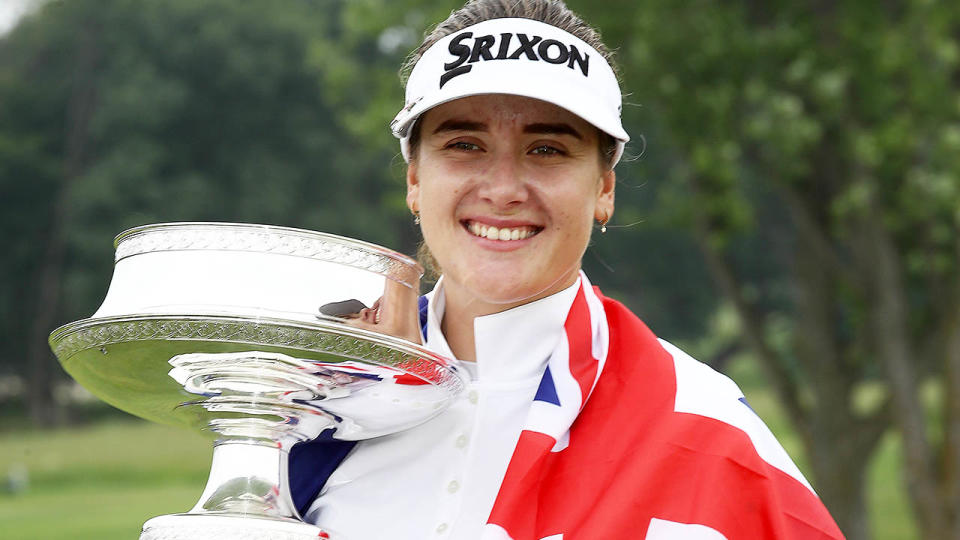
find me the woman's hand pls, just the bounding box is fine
[319,279,423,345]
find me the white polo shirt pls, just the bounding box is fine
[304,278,581,539]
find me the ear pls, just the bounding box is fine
[406,161,420,213]
[595,168,615,223]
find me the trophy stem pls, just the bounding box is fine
[140,440,335,540]
[190,440,299,518]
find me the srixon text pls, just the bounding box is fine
[441,32,590,88]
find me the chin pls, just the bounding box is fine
[475,287,542,307]
[459,267,577,308]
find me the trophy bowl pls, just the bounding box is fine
[48,222,464,539]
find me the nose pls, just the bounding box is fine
[476,153,528,208]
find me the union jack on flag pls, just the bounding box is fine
[482,273,844,540]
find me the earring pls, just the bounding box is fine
[599,210,609,234]
[413,211,420,225]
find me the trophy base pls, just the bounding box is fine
[141,514,335,540]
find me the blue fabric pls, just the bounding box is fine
[418,295,429,340]
[288,295,431,516]
[288,428,358,516]
[739,396,757,414]
[533,365,561,405]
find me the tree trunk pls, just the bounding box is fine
[861,215,948,539]
[792,223,889,540]
[943,238,960,537]
[25,18,100,427]
[693,234,880,539]
[688,176,891,539]
[809,437,871,540]
[946,312,960,537]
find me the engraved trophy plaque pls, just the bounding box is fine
[48,223,463,539]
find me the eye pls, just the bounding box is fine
[530,144,566,156]
[446,141,482,152]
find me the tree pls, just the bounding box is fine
[0,0,425,424]
[596,1,960,538]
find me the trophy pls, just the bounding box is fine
[48,222,464,539]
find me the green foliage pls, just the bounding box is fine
[0,0,425,375]
[0,0,717,379]
[603,2,958,534]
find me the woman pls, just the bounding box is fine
[290,2,844,539]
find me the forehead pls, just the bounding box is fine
[420,94,596,137]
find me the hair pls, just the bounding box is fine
[405,0,620,279]
[401,0,620,169]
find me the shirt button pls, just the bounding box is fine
[455,434,468,448]
[436,523,448,534]
[468,391,478,404]
[448,480,460,493]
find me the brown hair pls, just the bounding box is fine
[402,0,620,168]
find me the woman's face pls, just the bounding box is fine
[406,94,615,314]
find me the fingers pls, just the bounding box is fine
[317,282,423,345]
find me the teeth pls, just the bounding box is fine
[466,221,538,241]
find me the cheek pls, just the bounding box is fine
[417,180,467,243]
[421,184,462,217]
[416,167,449,208]
[544,183,601,229]
[420,165,476,219]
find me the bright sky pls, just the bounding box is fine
[0,0,41,36]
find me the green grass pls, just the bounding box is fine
[866,432,917,540]
[0,419,211,540]
[0,380,919,540]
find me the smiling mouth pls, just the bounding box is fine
[463,220,542,241]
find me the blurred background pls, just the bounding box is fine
[1,0,958,538]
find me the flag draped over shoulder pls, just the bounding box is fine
[482,273,845,540]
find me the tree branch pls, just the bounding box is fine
[775,182,863,291]
[693,226,812,446]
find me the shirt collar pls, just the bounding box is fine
[424,276,581,384]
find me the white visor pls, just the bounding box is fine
[391,18,629,166]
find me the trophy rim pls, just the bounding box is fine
[49,313,464,394]
[112,222,424,288]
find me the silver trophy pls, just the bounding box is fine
[48,222,463,539]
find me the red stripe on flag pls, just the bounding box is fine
[486,292,844,539]
[393,373,430,385]
[487,430,558,540]
[563,285,597,405]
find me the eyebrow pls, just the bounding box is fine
[432,119,488,134]
[430,119,584,140]
[523,123,583,140]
